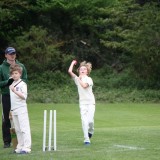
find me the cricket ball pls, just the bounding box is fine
[74,60,77,65]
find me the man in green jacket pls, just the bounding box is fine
[0,47,27,148]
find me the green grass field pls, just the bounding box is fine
[0,103,160,160]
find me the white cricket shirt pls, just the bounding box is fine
[73,75,95,105]
[10,79,27,111]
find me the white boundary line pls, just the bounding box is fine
[114,144,145,150]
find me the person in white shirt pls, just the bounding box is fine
[68,60,95,145]
[9,64,31,154]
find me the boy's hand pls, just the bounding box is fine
[72,60,77,65]
[9,85,14,92]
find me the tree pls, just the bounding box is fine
[0,0,31,48]
[12,26,61,74]
[99,0,160,88]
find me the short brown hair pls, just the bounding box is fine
[10,64,22,75]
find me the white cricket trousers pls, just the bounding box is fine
[79,104,95,143]
[12,108,31,152]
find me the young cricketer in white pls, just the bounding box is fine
[68,60,95,145]
[9,64,31,154]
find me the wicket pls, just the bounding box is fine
[43,110,57,151]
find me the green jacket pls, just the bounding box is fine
[0,59,27,95]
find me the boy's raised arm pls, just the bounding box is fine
[68,60,77,78]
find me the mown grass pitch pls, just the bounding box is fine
[0,103,160,160]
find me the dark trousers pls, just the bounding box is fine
[1,94,11,144]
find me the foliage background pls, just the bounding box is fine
[0,0,160,103]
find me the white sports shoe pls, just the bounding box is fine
[14,148,21,153]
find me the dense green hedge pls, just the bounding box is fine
[27,70,160,103]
